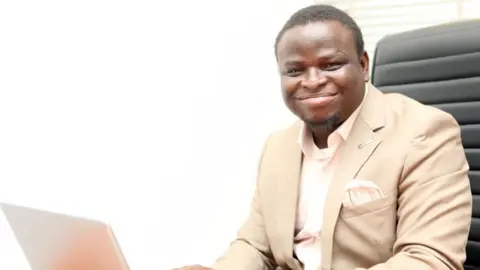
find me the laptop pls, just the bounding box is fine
[0,203,130,270]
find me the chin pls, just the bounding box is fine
[302,112,341,127]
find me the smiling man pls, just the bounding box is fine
[173,4,472,270]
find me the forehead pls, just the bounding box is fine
[276,20,357,63]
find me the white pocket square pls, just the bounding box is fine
[343,179,385,207]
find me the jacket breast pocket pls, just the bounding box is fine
[340,191,397,219]
[336,192,398,261]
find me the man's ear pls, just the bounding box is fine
[360,51,370,82]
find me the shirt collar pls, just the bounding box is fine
[298,84,369,159]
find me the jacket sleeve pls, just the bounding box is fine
[211,135,277,270]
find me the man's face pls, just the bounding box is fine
[276,20,369,128]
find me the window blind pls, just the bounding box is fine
[313,0,480,68]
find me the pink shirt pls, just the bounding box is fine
[294,87,367,270]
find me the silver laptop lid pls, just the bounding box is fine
[0,203,129,270]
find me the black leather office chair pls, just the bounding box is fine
[371,20,480,269]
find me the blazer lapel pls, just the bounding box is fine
[321,86,386,269]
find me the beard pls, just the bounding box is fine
[304,112,342,133]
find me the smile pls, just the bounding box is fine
[298,93,338,106]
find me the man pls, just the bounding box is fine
[174,4,472,270]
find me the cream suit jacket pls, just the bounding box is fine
[212,85,472,270]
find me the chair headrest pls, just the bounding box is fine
[371,19,480,99]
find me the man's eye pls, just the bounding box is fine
[284,68,303,76]
[323,63,342,71]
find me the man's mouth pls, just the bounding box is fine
[297,93,338,106]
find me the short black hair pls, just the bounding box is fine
[274,4,364,58]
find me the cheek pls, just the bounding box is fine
[280,77,299,97]
[325,70,360,96]
[326,69,352,88]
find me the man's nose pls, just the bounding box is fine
[301,67,327,90]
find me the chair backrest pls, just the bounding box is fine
[371,19,480,269]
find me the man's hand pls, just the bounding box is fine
[172,265,212,270]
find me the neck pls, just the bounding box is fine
[307,121,342,149]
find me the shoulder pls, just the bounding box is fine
[382,92,460,140]
[263,121,302,151]
[256,121,303,175]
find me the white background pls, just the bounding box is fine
[0,0,310,269]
